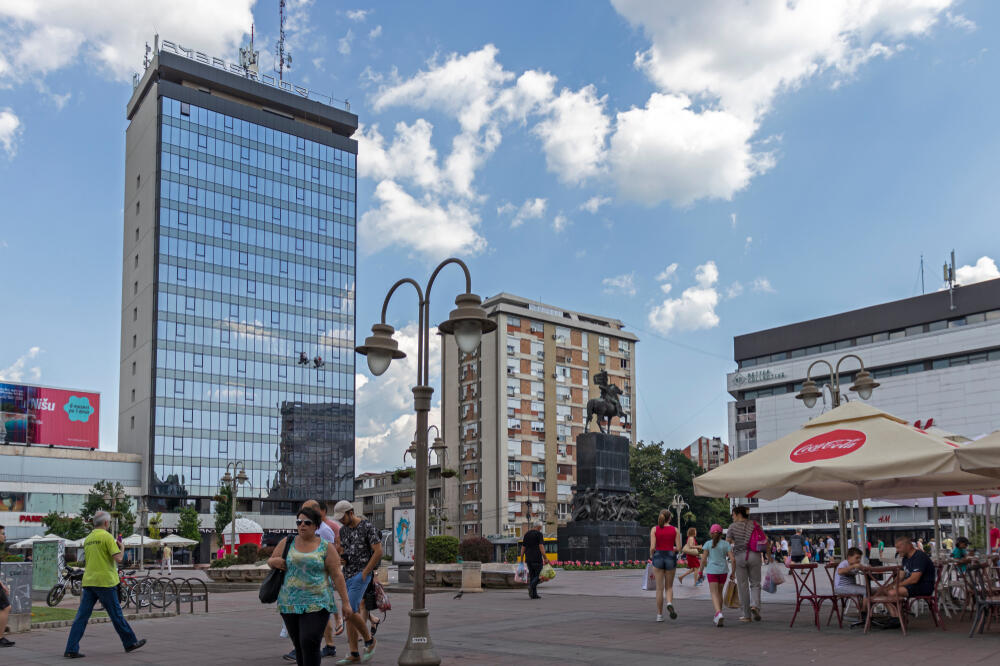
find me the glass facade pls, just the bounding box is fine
[151,96,355,509]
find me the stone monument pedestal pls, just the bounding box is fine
[557,432,647,564]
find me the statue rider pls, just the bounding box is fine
[593,369,623,418]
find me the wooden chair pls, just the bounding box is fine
[823,560,862,628]
[788,563,838,630]
[961,561,1000,637]
[904,561,945,631]
[863,565,907,635]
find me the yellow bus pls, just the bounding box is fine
[544,537,558,562]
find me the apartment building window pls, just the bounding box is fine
[507,343,516,355]
[506,378,519,397]
[531,361,543,378]
[509,480,522,492]
[508,440,520,456]
[531,381,544,399]
[557,483,572,497]
[556,386,571,402]
[529,319,544,333]
[620,358,629,369]
[506,360,517,375]
[598,336,610,351]
[531,462,546,477]
[557,405,572,422]
[531,400,544,414]
[599,353,606,365]
[507,406,516,418]
[531,481,545,493]
[557,424,571,442]
[531,441,545,457]
[508,461,517,475]
[507,418,521,430]
[554,326,570,344]
[508,316,521,327]
[531,340,544,359]
[555,365,570,383]
[530,420,544,433]
[557,503,570,519]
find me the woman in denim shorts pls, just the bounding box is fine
[649,509,681,622]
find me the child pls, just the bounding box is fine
[699,524,732,627]
[677,527,703,586]
[835,546,867,620]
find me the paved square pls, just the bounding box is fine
[7,570,999,665]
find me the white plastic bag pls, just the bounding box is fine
[514,562,528,584]
[641,562,656,591]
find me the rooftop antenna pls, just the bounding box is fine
[275,0,293,81]
[920,254,925,294]
[239,23,259,76]
[143,41,151,68]
[943,249,957,311]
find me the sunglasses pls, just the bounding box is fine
[295,519,315,527]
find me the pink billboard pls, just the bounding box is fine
[0,383,100,449]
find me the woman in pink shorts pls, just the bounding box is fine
[699,523,733,627]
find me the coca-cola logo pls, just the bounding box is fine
[790,429,866,463]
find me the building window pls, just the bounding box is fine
[136,174,140,189]
[131,361,136,376]
[135,201,140,215]
[620,358,629,369]
[135,227,139,242]
[132,307,137,321]
[132,334,136,349]
[180,102,190,116]
[134,254,139,268]
[130,415,135,430]
[133,280,138,295]
[193,353,203,368]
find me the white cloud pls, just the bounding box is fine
[355,323,443,473]
[955,256,999,285]
[369,25,382,39]
[648,261,721,333]
[946,11,976,31]
[0,108,22,157]
[357,120,443,192]
[552,213,569,233]
[499,197,547,228]
[745,236,753,252]
[602,272,637,297]
[346,9,370,22]
[730,213,738,228]
[726,281,744,298]
[338,29,354,55]
[752,277,776,293]
[359,180,486,261]
[533,84,610,185]
[580,196,611,213]
[0,346,42,382]
[0,1,254,83]
[608,0,958,205]
[656,263,678,281]
[609,92,773,206]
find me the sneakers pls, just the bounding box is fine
[667,603,677,620]
[361,638,376,663]
[750,606,761,622]
[125,639,146,653]
[322,645,338,658]
[0,637,14,648]
[335,655,360,665]
[713,612,724,627]
[284,649,297,662]
[656,613,664,622]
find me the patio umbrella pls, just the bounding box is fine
[955,430,1000,478]
[158,534,199,547]
[694,402,999,556]
[121,533,160,548]
[11,534,46,549]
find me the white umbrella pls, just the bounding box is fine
[158,534,199,547]
[121,533,160,548]
[877,493,1000,508]
[11,534,46,549]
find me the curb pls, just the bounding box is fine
[31,610,180,630]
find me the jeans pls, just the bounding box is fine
[346,572,372,613]
[733,552,762,619]
[281,610,330,666]
[65,586,138,654]
[527,561,543,598]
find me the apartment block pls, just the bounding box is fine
[353,466,448,535]
[441,294,638,538]
[681,436,730,471]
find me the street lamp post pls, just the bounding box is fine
[670,494,689,542]
[102,487,129,539]
[407,427,448,537]
[221,461,249,557]
[794,354,880,557]
[137,498,148,572]
[356,257,495,666]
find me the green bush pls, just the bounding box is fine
[210,555,238,568]
[426,535,459,563]
[504,546,519,564]
[458,536,492,563]
[237,543,259,564]
[1,552,24,562]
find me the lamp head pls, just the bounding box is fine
[221,472,233,485]
[437,293,497,354]
[236,469,249,484]
[795,379,822,409]
[849,370,879,401]
[431,436,446,463]
[355,323,406,376]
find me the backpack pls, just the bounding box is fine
[372,579,391,613]
[747,521,767,560]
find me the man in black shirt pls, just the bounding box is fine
[872,535,936,626]
[519,521,546,600]
[787,529,806,564]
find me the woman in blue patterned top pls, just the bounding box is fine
[269,506,354,666]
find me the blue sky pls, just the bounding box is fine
[2,1,999,473]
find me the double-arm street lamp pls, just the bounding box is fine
[356,257,495,666]
[670,494,689,541]
[221,461,249,557]
[794,353,880,556]
[407,427,448,537]
[102,486,129,539]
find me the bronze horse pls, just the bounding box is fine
[585,384,627,434]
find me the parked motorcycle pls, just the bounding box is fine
[46,566,84,607]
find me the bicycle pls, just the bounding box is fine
[46,566,85,607]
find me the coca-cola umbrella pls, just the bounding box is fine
[693,402,998,553]
[955,429,1000,478]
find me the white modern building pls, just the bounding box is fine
[727,277,1000,538]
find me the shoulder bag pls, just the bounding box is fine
[259,537,293,604]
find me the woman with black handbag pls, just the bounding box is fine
[268,507,354,666]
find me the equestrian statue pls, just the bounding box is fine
[585,369,628,434]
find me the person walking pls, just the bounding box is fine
[826,535,835,559]
[160,545,172,575]
[677,528,702,586]
[64,511,146,658]
[519,520,546,600]
[649,509,680,622]
[728,505,762,623]
[331,501,379,664]
[787,529,806,564]
[269,506,354,666]
[699,524,732,627]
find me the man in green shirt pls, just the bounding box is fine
[64,511,146,658]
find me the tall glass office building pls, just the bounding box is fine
[120,45,358,531]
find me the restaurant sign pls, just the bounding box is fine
[731,369,786,386]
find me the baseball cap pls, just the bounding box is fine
[331,500,354,522]
[710,524,723,534]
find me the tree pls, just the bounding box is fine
[42,512,88,540]
[213,483,234,537]
[80,481,136,536]
[177,505,203,544]
[629,441,731,536]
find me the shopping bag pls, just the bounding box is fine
[641,563,656,591]
[514,562,528,584]
[539,563,556,582]
[768,563,785,586]
[724,579,740,608]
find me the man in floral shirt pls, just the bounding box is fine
[331,501,381,663]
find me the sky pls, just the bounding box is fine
[1,0,999,474]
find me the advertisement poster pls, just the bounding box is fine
[0,382,99,449]
[392,507,415,564]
